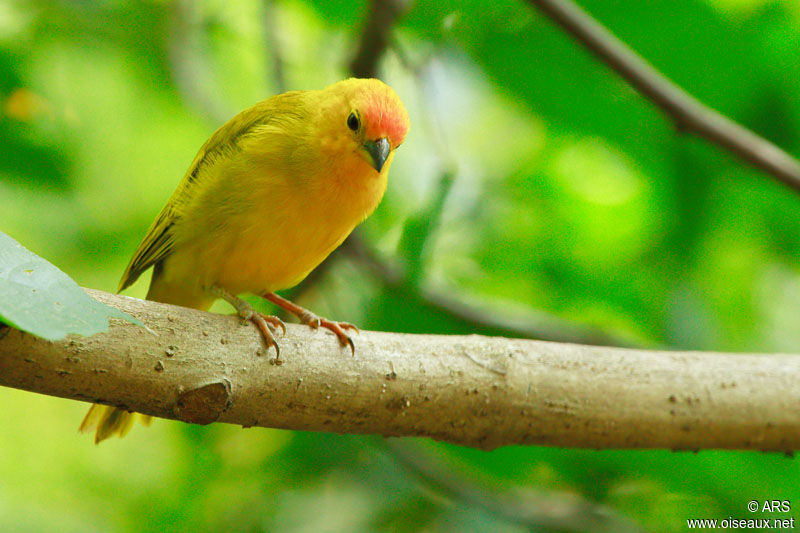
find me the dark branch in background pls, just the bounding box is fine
[385,439,645,533]
[525,0,800,193]
[344,232,640,347]
[349,0,412,78]
[286,0,641,348]
[283,0,408,303]
[262,0,286,93]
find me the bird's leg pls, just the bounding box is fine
[260,292,358,355]
[210,285,286,360]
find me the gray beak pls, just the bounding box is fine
[363,137,390,172]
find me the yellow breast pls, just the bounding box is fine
[158,148,390,297]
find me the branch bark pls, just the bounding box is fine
[1,289,798,452]
[526,0,800,193]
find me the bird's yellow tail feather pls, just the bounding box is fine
[79,405,153,444]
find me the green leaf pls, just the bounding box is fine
[0,231,143,340]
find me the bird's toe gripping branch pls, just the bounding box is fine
[248,313,286,359]
[261,292,358,355]
[304,313,358,355]
[210,285,286,360]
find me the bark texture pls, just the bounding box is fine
[0,289,798,451]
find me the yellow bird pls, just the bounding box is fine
[80,78,410,443]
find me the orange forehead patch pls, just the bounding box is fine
[362,94,409,147]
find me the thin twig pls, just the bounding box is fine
[525,0,800,192]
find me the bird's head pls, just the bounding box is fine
[320,78,409,174]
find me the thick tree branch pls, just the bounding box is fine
[526,0,800,193]
[1,289,798,452]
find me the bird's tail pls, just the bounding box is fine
[79,267,211,443]
[79,404,153,444]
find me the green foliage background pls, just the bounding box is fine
[2,0,800,531]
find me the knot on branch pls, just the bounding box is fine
[173,379,232,425]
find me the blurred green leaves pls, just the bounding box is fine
[3,0,800,531]
[0,231,141,340]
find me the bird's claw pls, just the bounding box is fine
[338,322,359,334]
[299,312,357,355]
[263,314,287,335]
[248,313,285,361]
[260,292,359,356]
[319,318,356,355]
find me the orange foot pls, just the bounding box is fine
[211,285,286,361]
[246,311,286,360]
[262,292,359,355]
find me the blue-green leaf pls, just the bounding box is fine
[0,231,143,341]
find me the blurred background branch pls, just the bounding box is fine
[349,0,412,79]
[262,0,287,93]
[526,0,800,193]
[386,438,645,533]
[341,231,640,346]
[288,0,642,347]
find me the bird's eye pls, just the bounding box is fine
[347,112,360,131]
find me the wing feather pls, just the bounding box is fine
[117,93,304,292]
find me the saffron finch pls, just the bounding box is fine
[80,78,409,442]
